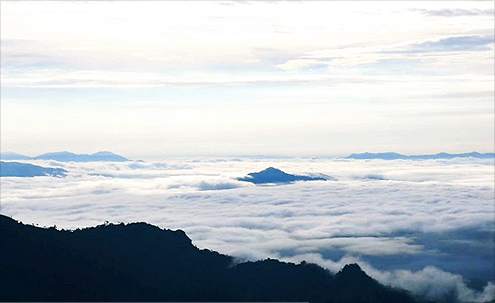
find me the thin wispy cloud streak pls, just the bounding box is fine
[413,8,495,17]
[407,35,494,53]
[281,34,494,71]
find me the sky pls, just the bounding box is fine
[1,1,494,158]
[1,157,494,302]
[1,3,494,301]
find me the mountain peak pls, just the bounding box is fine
[238,167,327,184]
[338,263,365,275]
[261,167,283,173]
[31,151,130,162]
[38,151,75,157]
[336,263,374,284]
[256,167,287,176]
[92,151,119,156]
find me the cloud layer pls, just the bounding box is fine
[1,157,493,302]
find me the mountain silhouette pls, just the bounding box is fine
[0,151,130,162]
[347,152,495,160]
[34,151,129,162]
[238,167,329,184]
[0,161,67,177]
[0,214,422,302]
[347,152,408,160]
[0,152,31,160]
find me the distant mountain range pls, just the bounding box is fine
[0,214,422,302]
[0,161,67,177]
[0,151,129,162]
[238,167,331,184]
[2,151,492,162]
[347,152,495,160]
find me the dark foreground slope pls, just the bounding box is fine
[0,215,419,302]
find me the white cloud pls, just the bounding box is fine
[1,158,493,301]
[276,34,494,74]
[383,267,495,303]
[1,1,494,298]
[288,253,495,303]
[2,1,493,88]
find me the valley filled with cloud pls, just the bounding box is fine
[1,157,493,302]
[1,1,494,302]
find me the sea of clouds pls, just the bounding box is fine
[1,157,494,302]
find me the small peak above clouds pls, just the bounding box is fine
[237,167,330,184]
[257,167,288,175]
[92,151,122,156]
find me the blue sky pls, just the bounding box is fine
[1,1,494,158]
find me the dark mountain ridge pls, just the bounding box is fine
[0,214,421,302]
[0,151,129,162]
[347,152,495,160]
